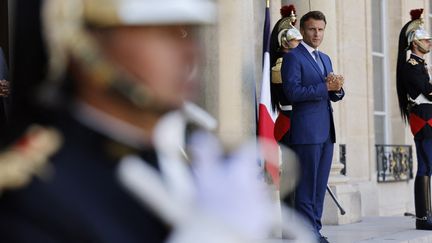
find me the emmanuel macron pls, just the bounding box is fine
[281,10,345,242]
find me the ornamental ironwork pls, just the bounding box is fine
[376,145,413,182]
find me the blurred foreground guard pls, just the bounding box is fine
[0,0,215,242]
[397,9,432,230]
[0,0,315,242]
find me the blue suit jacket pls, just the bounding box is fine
[281,44,344,145]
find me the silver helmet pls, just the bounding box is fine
[277,8,302,49]
[278,27,303,45]
[405,9,431,53]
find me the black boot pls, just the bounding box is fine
[415,176,432,230]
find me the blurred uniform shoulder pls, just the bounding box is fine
[0,125,62,192]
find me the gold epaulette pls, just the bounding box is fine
[0,125,63,192]
[408,58,419,66]
[271,57,283,84]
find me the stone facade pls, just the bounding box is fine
[1,0,429,228]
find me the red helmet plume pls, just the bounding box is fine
[410,9,423,20]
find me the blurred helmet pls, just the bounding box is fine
[82,0,216,26]
[41,0,216,111]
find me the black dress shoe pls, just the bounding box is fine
[319,236,330,243]
[416,214,432,230]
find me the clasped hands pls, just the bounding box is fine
[326,73,344,92]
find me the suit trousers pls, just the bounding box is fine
[415,139,432,176]
[291,137,333,236]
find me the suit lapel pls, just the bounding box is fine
[297,44,325,82]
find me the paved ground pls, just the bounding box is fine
[322,216,432,243]
[266,216,432,243]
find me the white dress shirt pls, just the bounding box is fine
[301,41,319,61]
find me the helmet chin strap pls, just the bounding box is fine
[414,39,431,54]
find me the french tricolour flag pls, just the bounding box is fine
[258,1,279,186]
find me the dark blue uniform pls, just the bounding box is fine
[272,58,292,146]
[395,10,432,230]
[399,53,432,231]
[401,54,432,176]
[0,113,170,243]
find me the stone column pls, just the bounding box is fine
[282,0,362,225]
[200,0,260,147]
[200,1,286,237]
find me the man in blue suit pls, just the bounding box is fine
[281,11,344,242]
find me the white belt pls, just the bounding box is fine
[280,105,292,111]
[410,94,432,105]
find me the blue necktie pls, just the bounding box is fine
[313,50,325,75]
